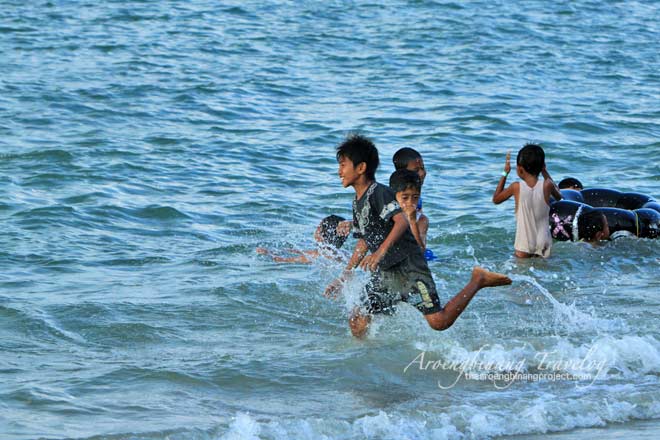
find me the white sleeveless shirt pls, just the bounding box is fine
[515,180,552,257]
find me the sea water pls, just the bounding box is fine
[1,1,659,439]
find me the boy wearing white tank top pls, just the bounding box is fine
[492,144,562,258]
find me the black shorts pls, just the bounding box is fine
[361,254,441,316]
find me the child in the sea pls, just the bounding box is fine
[578,210,610,243]
[550,202,611,243]
[393,147,426,211]
[389,169,428,250]
[558,177,583,190]
[492,144,562,258]
[326,134,511,338]
[257,215,348,263]
[392,147,437,260]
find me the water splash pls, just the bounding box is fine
[510,274,611,333]
[465,235,480,265]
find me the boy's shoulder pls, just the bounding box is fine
[362,181,395,201]
[374,181,392,192]
[357,182,400,222]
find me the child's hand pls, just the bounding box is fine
[359,251,383,272]
[336,220,352,237]
[256,247,269,255]
[504,150,511,174]
[324,277,345,298]
[402,204,417,221]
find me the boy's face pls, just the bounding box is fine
[406,158,426,184]
[395,187,421,213]
[337,155,362,188]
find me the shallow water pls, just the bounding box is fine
[1,1,659,439]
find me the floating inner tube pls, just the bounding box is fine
[550,188,660,240]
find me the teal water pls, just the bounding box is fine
[1,1,659,439]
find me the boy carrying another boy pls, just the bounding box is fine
[325,134,511,338]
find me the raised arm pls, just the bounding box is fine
[401,199,426,249]
[542,165,562,202]
[416,214,429,249]
[492,151,516,204]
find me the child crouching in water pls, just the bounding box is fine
[326,134,511,338]
[492,144,562,258]
[257,215,348,263]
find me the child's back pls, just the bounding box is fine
[492,144,561,258]
[515,179,552,257]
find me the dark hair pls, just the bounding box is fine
[392,147,422,170]
[558,177,583,190]
[516,143,545,176]
[336,134,379,181]
[389,169,421,194]
[318,215,348,249]
[578,210,606,242]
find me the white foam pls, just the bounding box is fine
[541,335,660,379]
[218,394,660,440]
[220,413,261,440]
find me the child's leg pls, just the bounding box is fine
[348,273,394,338]
[349,307,372,338]
[424,267,511,331]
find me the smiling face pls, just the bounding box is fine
[337,155,363,188]
[395,187,421,213]
[405,158,426,185]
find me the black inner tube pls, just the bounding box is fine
[550,188,660,240]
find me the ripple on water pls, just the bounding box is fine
[2,1,660,439]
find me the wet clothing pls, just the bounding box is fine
[352,182,420,270]
[352,182,441,315]
[362,252,441,315]
[515,180,552,257]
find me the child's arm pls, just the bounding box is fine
[324,238,368,297]
[542,166,562,202]
[359,212,408,271]
[418,214,429,249]
[407,211,428,249]
[346,238,368,271]
[273,253,315,264]
[256,247,318,264]
[492,151,518,204]
[402,201,426,249]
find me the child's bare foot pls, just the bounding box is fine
[472,267,512,288]
[256,247,268,255]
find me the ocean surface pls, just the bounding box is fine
[1,1,659,439]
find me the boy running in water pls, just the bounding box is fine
[326,134,511,338]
